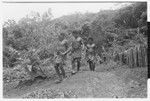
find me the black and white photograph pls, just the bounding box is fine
[1,0,148,99]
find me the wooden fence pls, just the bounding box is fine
[113,44,147,68]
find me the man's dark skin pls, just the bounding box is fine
[86,37,96,71]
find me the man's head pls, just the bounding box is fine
[77,37,83,45]
[77,37,82,42]
[61,39,69,50]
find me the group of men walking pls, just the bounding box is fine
[53,36,97,83]
[24,34,98,83]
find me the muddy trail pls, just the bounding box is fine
[3,63,147,98]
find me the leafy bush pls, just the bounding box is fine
[3,65,30,83]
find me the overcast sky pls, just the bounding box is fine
[2,3,131,22]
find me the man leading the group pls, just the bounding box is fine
[53,39,71,83]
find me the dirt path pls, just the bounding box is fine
[4,71,127,98]
[47,71,128,98]
[3,63,147,98]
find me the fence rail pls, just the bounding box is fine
[113,44,147,68]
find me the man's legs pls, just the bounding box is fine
[54,63,62,81]
[59,63,66,78]
[77,57,81,72]
[92,61,95,71]
[88,60,92,71]
[71,58,76,74]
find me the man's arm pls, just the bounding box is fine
[61,47,72,55]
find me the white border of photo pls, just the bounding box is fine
[0,0,149,101]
